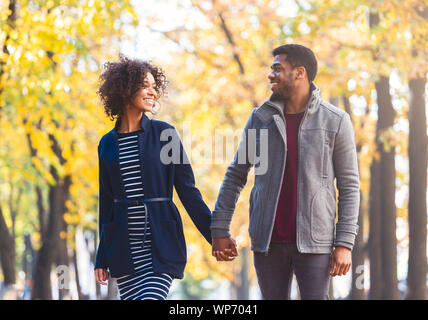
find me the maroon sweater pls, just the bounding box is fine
[271,111,305,243]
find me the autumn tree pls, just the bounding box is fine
[0,0,138,299]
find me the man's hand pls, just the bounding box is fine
[329,246,352,277]
[212,237,239,261]
[95,268,110,285]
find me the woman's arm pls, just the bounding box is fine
[171,129,212,244]
[94,142,114,270]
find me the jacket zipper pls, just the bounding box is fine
[263,103,287,256]
[295,109,308,253]
[264,103,309,256]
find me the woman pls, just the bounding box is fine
[93,54,212,300]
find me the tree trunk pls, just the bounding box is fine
[0,0,17,287]
[342,95,366,300]
[56,207,69,300]
[351,190,366,299]
[407,77,427,299]
[31,173,71,299]
[72,234,84,300]
[31,182,61,299]
[367,71,382,300]
[376,75,399,300]
[369,11,398,300]
[23,233,35,299]
[0,206,16,286]
[235,247,249,300]
[368,155,382,299]
[24,118,48,242]
[406,3,428,300]
[36,186,47,243]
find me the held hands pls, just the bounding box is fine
[212,237,239,261]
[95,268,110,285]
[329,246,352,277]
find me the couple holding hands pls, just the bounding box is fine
[94,44,360,300]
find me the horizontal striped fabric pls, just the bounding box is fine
[115,129,172,300]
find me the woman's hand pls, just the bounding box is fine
[95,268,110,285]
[212,237,239,261]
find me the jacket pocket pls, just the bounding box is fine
[322,135,331,182]
[156,220,187,264]
[310,187,335,243]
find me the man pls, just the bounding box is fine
[211,44,360,300]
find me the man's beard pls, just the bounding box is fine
[270,91,285,101]
[270,76,295,101]
[270,84,292,102]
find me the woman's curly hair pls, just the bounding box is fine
[97,53,168,120]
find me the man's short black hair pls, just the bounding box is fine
[272,44,318,82]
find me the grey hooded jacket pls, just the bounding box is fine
[211,83,360,254]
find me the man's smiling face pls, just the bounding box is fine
[268,54,297,101]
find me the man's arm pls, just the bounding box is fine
[330,112,360,276]
[211,110,256,261]
[332,112,360,250]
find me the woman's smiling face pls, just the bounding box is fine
[129,72,158,113]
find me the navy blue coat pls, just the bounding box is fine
[94,112,212,279]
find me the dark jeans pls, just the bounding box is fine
[253,242,331,300]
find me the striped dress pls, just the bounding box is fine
[115,129,173,300]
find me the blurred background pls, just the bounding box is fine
[0,0,427,300]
